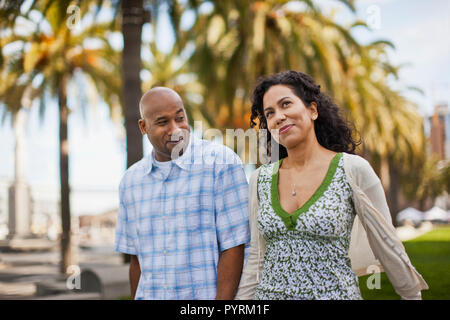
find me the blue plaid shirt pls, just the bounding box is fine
[115,135,250,299]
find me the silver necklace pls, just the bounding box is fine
[284,159,297,196]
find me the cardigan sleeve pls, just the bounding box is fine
[235,168,265,300]
[353,159,428,299]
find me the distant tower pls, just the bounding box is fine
[429,103,449,160]
[428,103,450,211]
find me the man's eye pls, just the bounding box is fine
[176,116,185,121]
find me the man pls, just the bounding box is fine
[114,87,250,300]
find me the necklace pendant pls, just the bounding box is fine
[291,190,296,196]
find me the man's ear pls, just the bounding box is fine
[138,119,147,135]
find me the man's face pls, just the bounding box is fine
[138,91,190,162]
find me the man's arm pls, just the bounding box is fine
[129,255,141,299]
[215,244,245,300]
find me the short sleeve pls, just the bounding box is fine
[214,154,250,253]
[114,181,137,255]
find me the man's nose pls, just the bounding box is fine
[167,120,177,133]
[167,121,183,137]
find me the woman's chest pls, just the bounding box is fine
[277,168,329,214]
[257,164,356,238]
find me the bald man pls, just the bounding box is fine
[138,87,191,162]
[114,87,250,300]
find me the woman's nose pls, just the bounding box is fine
[274,110,287,125]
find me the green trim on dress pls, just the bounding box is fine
[271,152,343,230]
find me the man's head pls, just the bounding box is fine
[138,87,190,162]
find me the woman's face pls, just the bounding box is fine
[262,84,317,150]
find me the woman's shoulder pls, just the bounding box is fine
[342,152,380,187]
[249,166,261,183]
[342,152,371,168]
[250,163,272,180]
[257,161,278,172]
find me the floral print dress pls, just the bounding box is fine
[254,153,363,300]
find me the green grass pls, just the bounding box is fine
[358,226,450,300]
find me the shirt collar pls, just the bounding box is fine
[144,134,198,175]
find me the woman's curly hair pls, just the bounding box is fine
[250,70,361,159]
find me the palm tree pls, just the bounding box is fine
[140,11,204,126]
[0,2,121,273]
[323,32,428,217]
[1,0,148,165]
[121,0,147,170]
[402,155,450,211]
[185,0,363,131]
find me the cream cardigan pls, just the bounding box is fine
[235,152,428,300]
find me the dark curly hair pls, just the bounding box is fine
[250,70,360,160]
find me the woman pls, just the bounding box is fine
[235,70,428,300]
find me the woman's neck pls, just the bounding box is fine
[282,134,326,171]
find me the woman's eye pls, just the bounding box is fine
[265,111,273,118]
[282,101,290,107]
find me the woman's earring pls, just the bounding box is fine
[312,114,317,120]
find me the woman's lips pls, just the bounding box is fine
[279,124,294,134]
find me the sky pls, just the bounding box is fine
[336,0,449,114]
[0,0,449,216]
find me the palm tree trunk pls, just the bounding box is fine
[58,75,73,274]
[121,0,144,264]
[122,0,144,168]
[388,158,400,226]
[380,156,390,191]
[381,156,400,225]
